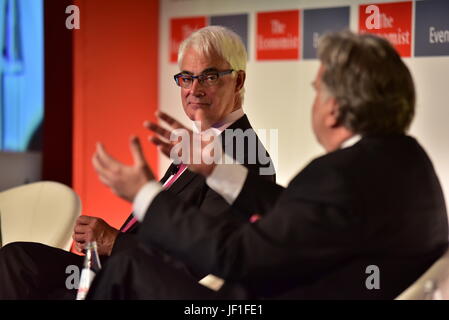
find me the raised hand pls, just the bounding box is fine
[146,111,219,177]
[92,136,155,202]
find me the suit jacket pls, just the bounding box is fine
[138,134,448,299]
[111,114,275,255]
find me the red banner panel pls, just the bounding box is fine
[359,1,413,57]
[257,10,300,60]
[73,0,159,233]
[170,16,207,63]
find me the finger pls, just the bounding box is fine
[74,224,90,234]
[75,241,88,254]
[145,121,172,141]
[74,229,94,242]
[73,233,87,243]
[93,162,115,188]
[92,152,102,172]
[92,152,104,174]
[89,217,107,231]
[150,136,173,159]
[92,153,107,177]
[76,215,94,225]
[96,143,120,171]
[156,111,186,130]
[76,216,101,229]
[92,147,114,176]
[98,173,113,189]
[150,135,172,149]
[92,153,116,185]
[129,136,146,166]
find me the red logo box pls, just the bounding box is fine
[257,10,300,60]
[359,1,412,57]
[170,17,207,63]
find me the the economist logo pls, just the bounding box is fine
[170,17,207,63]
[359,2,412,57]
[257,10,300,60]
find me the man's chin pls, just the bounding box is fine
[189,110,212,124]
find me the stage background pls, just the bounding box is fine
[3,0,448,240]
[158,0,449,210]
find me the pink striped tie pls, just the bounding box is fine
[249,214,261,223]
[121,164,187,232]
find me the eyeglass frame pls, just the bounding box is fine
[173,69,235,88]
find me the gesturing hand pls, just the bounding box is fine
[92,136,155,202]
[146,111,219,177]
[72,216,119,256]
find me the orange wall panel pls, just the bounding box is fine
[73,0,159,229]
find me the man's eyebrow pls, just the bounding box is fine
[179,68,219,75]
[201,67,219,73]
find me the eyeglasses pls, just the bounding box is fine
[174,69,234,89]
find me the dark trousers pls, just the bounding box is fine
[87,244,249,300]
[0,242,83,299]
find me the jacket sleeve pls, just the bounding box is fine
[231,171,284,215]
[110,232,139,255]
[137,161,358,295]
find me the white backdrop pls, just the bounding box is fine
[158,0,449,208]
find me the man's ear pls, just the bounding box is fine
[235,70,246,93]
[325,97,340,128]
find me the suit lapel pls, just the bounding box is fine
[164,168,198,195]
[226,114,250,131]
[120,163,187,231]
[160,163,177,184]
[120,214,135,231]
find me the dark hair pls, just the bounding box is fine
[317,30,415,135]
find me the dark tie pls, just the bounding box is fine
[121,164,187,232]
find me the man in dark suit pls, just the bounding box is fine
[88,31,448,300]
[0,26,274,299]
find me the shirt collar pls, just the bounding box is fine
[192,108,245,134]
[341,134,361,149]
[211,108,245,133]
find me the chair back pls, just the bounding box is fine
[0,181,80,251]
[396,248,449,300]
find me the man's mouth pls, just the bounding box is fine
[188,102,210,109]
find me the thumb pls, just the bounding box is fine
[129,136,146,166]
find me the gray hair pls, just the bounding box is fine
[178,26,247,102]
[317,30,415,135]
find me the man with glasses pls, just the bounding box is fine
[0,25,274,299]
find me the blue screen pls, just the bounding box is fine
[0,0,44,151]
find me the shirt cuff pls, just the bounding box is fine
[132,181,163,222]
[206,153,248,204]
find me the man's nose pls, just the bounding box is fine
[190,78,205,96]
